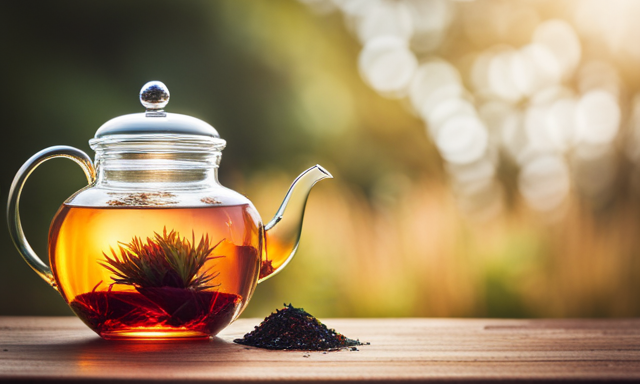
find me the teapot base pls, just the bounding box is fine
[101,329,211,340]
[70,290,242,341]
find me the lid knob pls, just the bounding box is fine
[140,81,170,114]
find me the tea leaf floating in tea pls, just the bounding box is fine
[259,258,274,279]
[101,227,224,291]
[234,304,368,351]
[106,192,178,206]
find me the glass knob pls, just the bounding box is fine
[140,81,170,111]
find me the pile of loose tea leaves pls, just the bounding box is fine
[234,304,367,351]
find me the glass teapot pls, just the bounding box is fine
[7,81,331,340]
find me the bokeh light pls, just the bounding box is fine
[519,154,570,212]
[575,90,620,145]
[359,36,418,97]
[305,0,637,217]
[435,115,488,165]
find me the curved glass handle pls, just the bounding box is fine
[7,146,96,288]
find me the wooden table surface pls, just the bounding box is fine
[0,317,639,383]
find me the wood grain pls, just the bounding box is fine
[0,317,639,383]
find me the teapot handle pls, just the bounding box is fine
[7,146,96,289]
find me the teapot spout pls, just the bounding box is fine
[260,165,332,282]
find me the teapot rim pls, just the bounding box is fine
[89,132,227,152]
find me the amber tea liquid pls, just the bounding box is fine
[49,204,262,339]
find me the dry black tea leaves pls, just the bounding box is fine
[234,304,368,351]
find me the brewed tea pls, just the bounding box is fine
[49,204,262,339]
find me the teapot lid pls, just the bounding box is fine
[92,81,224,145]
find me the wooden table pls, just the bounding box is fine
[0,317,639,383]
